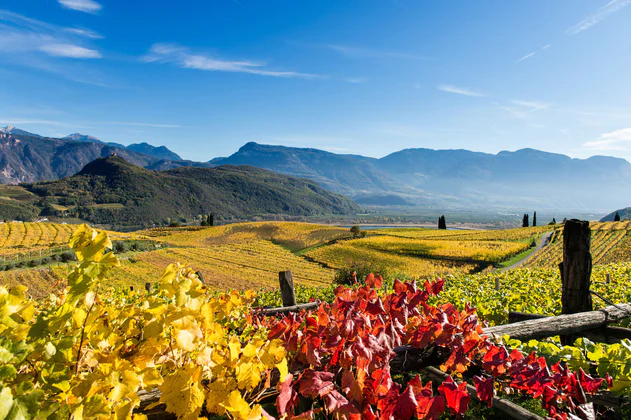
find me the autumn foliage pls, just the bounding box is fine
[256,273,608,419]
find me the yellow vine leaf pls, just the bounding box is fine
[160,365,205,420]
[219,390,263,420]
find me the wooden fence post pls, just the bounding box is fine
[559,219,592,345]
[495,277,500,291]
[195,271,205,285]
[279,271,296,307]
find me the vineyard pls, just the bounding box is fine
[524,222,631,269]
[0,221,142,262]
[2,220,631,302]
[0,225,623,419]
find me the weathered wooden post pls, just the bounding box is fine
[279,271,296,307]
[195,271,205,285]
[559,219,592,345]
[495,277,500,291]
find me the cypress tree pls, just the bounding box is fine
[614,211,621,222]
[210,213,214,226]
[533,211,537,227]
[522,214,529,228]
[438,215,447,230]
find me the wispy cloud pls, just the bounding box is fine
[0,10,102,58]
[65,27,103,39]
[511,100,552,113]
[584,128,631,150]
[437,84,485,97]
[542,44,552,50]
[566,0,631,35]
[345,77,367,84]
[0,118,63,125]
[516,51,536,62]
[326,44,432,60]
[58,0,102,14]
[39,43,101,58]
[144,43,321,79]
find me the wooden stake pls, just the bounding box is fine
[279,271,296,307]
[495,277,500,291]
[559,219,592,345]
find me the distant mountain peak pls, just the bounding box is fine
[63,133,103,143]
[0,126,41,137]
[127,142,181,161]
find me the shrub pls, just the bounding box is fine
[60,251,78,262]
[335,261,388,286]
[113,241,127,254]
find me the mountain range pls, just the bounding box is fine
[212,142,631,211]
[1,126,629,212]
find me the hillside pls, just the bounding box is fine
[20,156,359,226]
[210,142,408,196]
[601,207,631,222]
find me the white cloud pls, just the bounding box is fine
[511,100,547,108]
[58,0,102,14]
[39,44,101,58]
[584,128,631,150]
[516,51,536,62]
[326,44,432,60]
[511,100,552,113]
[542,44,552,50]
[0,118,62,125]
[144,43,321,79]
[0,11,102,58]
[65,27,103,39]
[566,0,631,35]
[437,84,485,97]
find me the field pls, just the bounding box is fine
[2,220,630,302]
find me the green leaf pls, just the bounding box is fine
[0,387,14,419]
[5,389,44,420]
[0,365,17,381]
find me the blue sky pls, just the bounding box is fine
[1,0,630,162]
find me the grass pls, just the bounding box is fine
[497,242,537,268]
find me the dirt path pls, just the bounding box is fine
[502,231,553,272]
